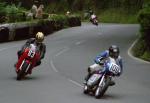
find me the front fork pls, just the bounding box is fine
[98,73,105,87]
[17,59,31,73]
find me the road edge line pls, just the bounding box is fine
[128,39,150,64]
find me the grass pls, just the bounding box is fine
[97,9,138,24]
[141,50,150,61]
[132,38,150,62]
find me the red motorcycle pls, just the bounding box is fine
[15,44,40,80]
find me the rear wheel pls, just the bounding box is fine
[83,85,89,94]
[17,61,29,80]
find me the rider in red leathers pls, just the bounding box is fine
[15,32,46,70]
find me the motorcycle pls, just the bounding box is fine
[90,15,98,26]
[83,57,121,98]
[15,44,40,80]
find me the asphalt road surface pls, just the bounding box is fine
[0,23,149,103]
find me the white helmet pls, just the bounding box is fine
[35,32,44,43]
[66,11,70,15]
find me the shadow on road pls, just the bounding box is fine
[82,92,123,100]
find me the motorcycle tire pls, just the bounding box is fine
[83,85,89,94]
[93,20,98,26]
[95,77,111,99]
[17,61,29,80]
[95,23,98,26]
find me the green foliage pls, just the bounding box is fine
[132,39,147,57]
[0,3,27,23]
[141,50,150,61]
[5,4,19,15]
[48,14,68,25]
[43,13,49,19]
[5,4,24,22]
[138,6,150,29]
[137,3,150,45]
[48,14,81,28]
[142,1,150,8]
[48,14,67,29]
[133,2,150,61]
[0,2,6,14]
[0,2,7,23]
[45,1,69,14]
[99,9,138,23]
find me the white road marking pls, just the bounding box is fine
[50,47,70,72]
[128,39,150,64]
[50,60,58,72]
[50,58,83,87]
[75,40,85,45]
[68,79,83,87]
[55,47,69,57]
[50,47,83,87]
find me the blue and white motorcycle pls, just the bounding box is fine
[83,57,121,98]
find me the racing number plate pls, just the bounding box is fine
[28,50,35,58]
[109,63,120,75]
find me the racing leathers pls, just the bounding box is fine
[85,50,123,85]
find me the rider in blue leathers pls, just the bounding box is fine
[84,45,123,86]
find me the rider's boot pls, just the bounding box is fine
[84,67,92,84]
[35,60,41,67]
[14,51,22,68]
[28,69,32,74]
[109,77,115,86]
[14,63,17,68]
[83,73,91,84]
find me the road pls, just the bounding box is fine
[0,23,149,103]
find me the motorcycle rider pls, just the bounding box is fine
[89,10,97,23]
[15,32,46,69]
[84,45,123,86]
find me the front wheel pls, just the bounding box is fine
[95,87,101,98]
[17,61,29,80]
[93,20,98,26]
[95,77,111,98]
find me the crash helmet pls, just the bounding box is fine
[109,45,120,58]
[66,11,70,15]
[35,32,44,43]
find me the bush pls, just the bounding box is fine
[67,15,81,26]
[0,2,7,23]
[133,2,150,61]
[138,3,150,49]
[48,14,68,26]
[132,39,147,57]
[138,7,150,29]
[99,9,138,23]
[141,51,150,61]
[0,13,81,42]
[0,3,28,23]
[4,4,27,22]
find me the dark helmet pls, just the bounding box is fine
[109,45,120,58]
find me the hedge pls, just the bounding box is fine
[0,14,81,42]
[138,5,150,48]
[133,4,150,61]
